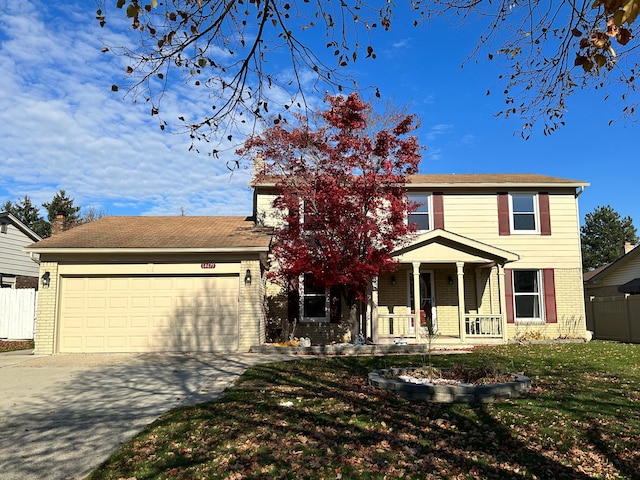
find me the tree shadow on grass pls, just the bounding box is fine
[89,355,611,479]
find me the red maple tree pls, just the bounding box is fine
[239,93,422,338]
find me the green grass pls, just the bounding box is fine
[89,342,640,479]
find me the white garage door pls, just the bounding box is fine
[58,275,239,353]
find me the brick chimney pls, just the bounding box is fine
[621,241,635,257]
[253,154,265,180]
[51,212,66,236]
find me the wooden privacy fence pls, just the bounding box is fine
[0,289,37,340]
[585,295,640,343]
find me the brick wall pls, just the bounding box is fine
[506,267,587,340]
[238,259,266,351]
[34,261,59,354]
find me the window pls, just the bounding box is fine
[408,193,431,231]
[498,192,551,236]
[0,223,7,234]
[512,270,542,321]
[300,273,330,322]
[510,193,538,232]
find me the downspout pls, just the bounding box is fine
[29,251,41,265]
[575,186,585,198]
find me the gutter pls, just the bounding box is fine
[29,251,41,265]
[24,246,271,255]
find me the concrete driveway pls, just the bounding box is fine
[0,350,293,480]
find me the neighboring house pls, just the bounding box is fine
[25,216,271,354]
[25,173,590,354]
[256,173,591,346]
[0,211,41,289]
[584,242,640,297]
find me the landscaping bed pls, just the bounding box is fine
[369,366,531,403]
[0,339,34,353]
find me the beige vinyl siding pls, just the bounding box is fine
[256,193,284,228]
[0,224,40,278]
[441,192,582,268]
[594,252,640,286]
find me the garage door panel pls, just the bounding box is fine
[88,279,108,291]
[131,297,150,309]
[107,337,127,348]
[86,317,106,329]
[64,278,86,290]
[59,275,239,353]
[109,278,130,290]
[86,297,107,309]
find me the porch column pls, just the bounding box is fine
[371,277,379,343]
[456,262,466,343]
[412,262,421,339]
[497,264,508,344]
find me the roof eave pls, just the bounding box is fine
[255,180,591,189]
[0,212,42,242]
[24,246,270,255]
[407,181,590,189]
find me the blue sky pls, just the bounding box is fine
[0,0,637,226]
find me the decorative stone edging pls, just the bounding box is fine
[368,368,531,403]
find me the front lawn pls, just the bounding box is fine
[89,342,640,479]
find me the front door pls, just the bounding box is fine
[409,271,437,334]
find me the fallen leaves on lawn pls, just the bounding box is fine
[89,343,640,480]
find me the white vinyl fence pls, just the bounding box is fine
[0,288,37,340]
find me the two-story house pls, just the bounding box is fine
[255,174,590,346]
[0,211,41,288]
[26,173,589,354]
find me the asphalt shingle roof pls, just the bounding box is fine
[407,173,588,185]
[27,216,272,250]
[255,173,589,187]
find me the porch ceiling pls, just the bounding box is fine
[392,229,519,265]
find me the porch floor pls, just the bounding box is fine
[249,337,503,356]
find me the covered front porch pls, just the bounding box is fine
[368,230,519,346]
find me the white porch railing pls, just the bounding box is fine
[465,315,502,337]
[377,313,417,339]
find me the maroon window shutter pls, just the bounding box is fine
[329,285,342,323]
[497,192,510,236]
[539,192,551,236]
[433,192,444,229]
[505,269,514,323]
[543,269,557,323]
[287,279,300,322]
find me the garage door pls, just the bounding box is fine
[58,275,239,353]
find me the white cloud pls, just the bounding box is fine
[0,0,256,217]
[423,123,454,142]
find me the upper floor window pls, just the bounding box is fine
[408,193,431,231]
[498,192,551,236]
[510,193,538,233]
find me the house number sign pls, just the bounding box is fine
[200,262,216,269]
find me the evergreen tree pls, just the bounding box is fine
[43,190,81,223]
[2,195,48,238]
[581,205,639,271]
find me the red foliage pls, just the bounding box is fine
[239,93,422,302]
